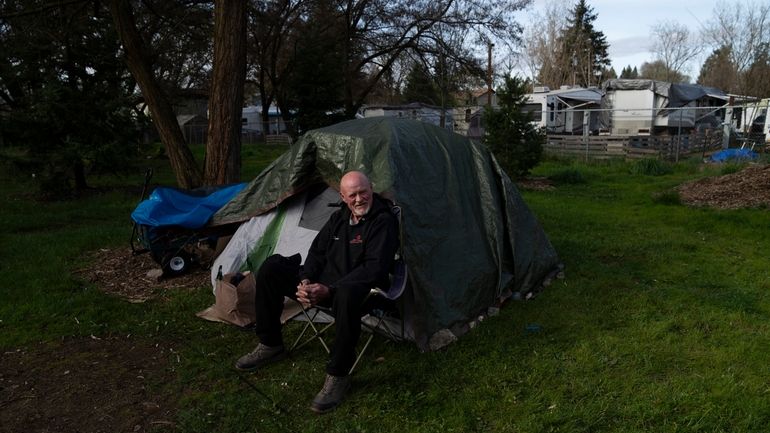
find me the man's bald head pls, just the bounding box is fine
[339,171,373,222]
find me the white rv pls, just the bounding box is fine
[600,79,726,135]
[731,98,770,143]
[525,86,603,134]
[241,105,288,135]
[359,102,454,130]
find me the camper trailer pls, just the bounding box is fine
[241,105,289,135]
[524,86,549,130]
[600,79,726,135]
[525,86,603,135]
[359,102,454,130]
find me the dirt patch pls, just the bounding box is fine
[678,164,770,209]
[0,251,206,432]
[74,247,210,302]
[0,337,178,433]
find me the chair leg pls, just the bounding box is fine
[349,333,374,375]
[349,312,387,374]
[289,307,333,354]
[286,293,404,375]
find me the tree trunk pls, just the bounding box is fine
[204,0,247,185]
[73,159,88,191]
[108,0,202,189]
[259,95,273,137]
[258,71,274,138]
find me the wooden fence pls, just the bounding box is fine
[264,134,293,145]
[545,131,724,161]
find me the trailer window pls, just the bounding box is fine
[523,103,543,121]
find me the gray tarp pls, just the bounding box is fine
[602,79,726,108]
[550,88,602,103]
[211,117,561,350]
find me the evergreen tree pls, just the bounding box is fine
[697,46,738,92]
[286,2,347,133]
[402,63,441,105]
[620,65,639,79]
[0,1,138,195]
[601,66,617,82]
[557,0,610,87]
[482,76,545,179]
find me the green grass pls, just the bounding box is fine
[2,149,770,432]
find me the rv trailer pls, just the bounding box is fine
[600,79,726,135]
[525,86,603,135]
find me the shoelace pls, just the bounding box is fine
[249,345,273,359]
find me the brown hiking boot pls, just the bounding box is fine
[310,374,351,414]
[234,343,286,371]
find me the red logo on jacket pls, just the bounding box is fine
[350,234,363,244]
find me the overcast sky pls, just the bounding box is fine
[522,0,728,80]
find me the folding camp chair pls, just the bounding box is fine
[288,258,407,374]
[289,205,407,374]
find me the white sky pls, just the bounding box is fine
[521,0,728,80]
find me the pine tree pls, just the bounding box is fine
[697,46,738,92]
[558,0,610,87]
[482,76,545,179]
[402,63,441,105]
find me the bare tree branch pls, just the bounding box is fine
[650,20,702,82]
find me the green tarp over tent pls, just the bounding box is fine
[211,117,561,350]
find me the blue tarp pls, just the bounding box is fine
[710,148,758,163]
[131,183,247,229]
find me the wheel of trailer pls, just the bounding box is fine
[162,252,191,277]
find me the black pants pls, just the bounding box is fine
[253,254,374,376]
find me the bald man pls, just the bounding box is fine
[235,171,399,414]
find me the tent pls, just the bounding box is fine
[209,117,562,351]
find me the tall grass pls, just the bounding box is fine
[2,150,769,432]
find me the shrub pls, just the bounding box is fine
[482,76,545,179]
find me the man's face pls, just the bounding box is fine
[340,175,372,218]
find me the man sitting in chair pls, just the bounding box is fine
[235,170,399,414]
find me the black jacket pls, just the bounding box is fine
[301,194,399,294]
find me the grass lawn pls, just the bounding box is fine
[1,146,769,433]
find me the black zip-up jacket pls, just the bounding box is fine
[300,194,399,294]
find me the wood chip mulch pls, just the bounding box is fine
[677,164,770,209]
[73,247,210,302]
